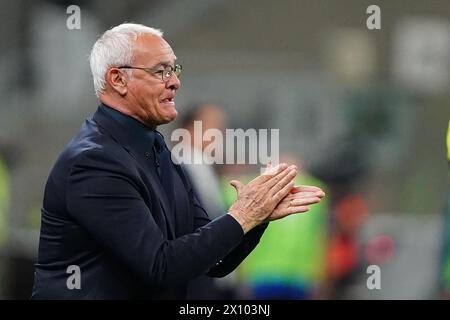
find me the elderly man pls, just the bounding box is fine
[31,23,324,299]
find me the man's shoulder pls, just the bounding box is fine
[52,118,132,177]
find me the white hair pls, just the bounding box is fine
[89,23,163,97]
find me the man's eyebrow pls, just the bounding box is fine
[151,58,178,69]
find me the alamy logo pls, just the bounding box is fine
[66,265,81,290]
[66,5,81,30]
[366,5,381,30]
[366,265,381,290]
[171,121,279,170]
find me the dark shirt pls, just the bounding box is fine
[31,104,267,299]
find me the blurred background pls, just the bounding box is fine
[0,0,449,299]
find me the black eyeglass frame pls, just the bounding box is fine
[118,64,182,82]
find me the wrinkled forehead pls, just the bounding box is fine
[132,33,177,66]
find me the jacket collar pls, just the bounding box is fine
[97,103,157,156]
[92,103,175,238]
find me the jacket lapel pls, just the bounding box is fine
[92,107,176,238]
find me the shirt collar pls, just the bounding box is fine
[99,103,157,156]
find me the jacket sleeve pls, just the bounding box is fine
[206,223,268,277]
[188,177,269,278]
[65,149,244,291]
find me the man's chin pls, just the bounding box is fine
[162,109,178,123]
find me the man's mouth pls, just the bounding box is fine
[161,97,175,105]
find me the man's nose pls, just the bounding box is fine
[166,73,181,90]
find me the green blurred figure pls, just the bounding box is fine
[221,162,329,299]
[0,157,9,246]
[441,120,450,298]
[0,155,11,298]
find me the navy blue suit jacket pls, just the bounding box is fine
[31,105,267,299]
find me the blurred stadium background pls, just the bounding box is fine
[0,0,449,299]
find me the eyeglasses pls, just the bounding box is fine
[119,64,182,82]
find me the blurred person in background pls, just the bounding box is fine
[0,149,11,298]
[31,23,325,299]
[176,103,227,219]
[325,190,369,298]
[221,155,330,299]
[176,103,234,299]
[311,133,370,298]
[0,141,36,299]
[0,155,10,255]
[440,120,450,299]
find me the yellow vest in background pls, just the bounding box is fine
[0,157,10,247]
[447,120,450,164]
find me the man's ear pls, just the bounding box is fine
[106,68,128,96]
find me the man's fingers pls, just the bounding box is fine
[251,163,289,185]
[266,165,298,191]
[291,197,321,206]
[268,168,298,199]
[290,185,325,197]
[283,192,321,201]
[272,180,296,204]
[270,206,310,221]
[277,196,321,208]
[285,205,310,214]
[290,185,322,193]
[290,185,324,193]
[229,180,244,195]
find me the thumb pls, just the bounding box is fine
[229,180,244,195]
